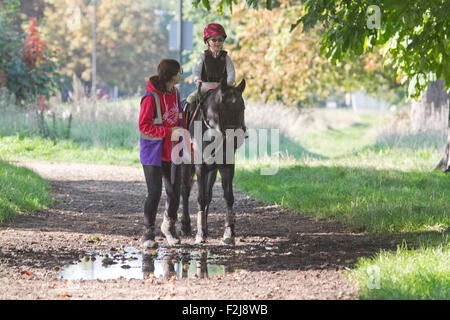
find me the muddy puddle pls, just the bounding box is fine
[58,246,232,281]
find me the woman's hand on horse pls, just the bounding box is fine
[195,79,202,87]
[172,126,184,133]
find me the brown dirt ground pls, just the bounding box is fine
[0,161,400,300]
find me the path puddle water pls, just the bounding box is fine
[57,246,230,281]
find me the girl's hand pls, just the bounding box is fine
[195,79,202,87]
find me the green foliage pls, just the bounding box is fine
[0,0,60,104]
[195,0,449,99]
[0,159,51,223]
[229,1,403,105]
[192,0,273,12]
[298,0,450,98]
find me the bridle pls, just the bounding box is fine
[189,82,242,135]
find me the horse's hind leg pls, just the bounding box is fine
[219,164,235,246]
[180,163,194,236]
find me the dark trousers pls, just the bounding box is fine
[142,161,181,228]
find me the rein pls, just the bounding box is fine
[188,83,203,130]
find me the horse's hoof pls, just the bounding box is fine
[195,234,207,244]
[142,239,159,249]
[180,220,192,237]
[223,226,235,246]
[180,223,192,237]
[180,229,191,237]
[222,236,235,246]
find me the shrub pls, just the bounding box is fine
[0,0,60,105]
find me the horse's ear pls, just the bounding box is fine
[237,79,246,93]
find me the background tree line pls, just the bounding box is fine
[1,0,174,98]
[3,0,404,104]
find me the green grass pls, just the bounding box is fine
[0,135,140,166]
[301,114,383,158]
[0,160,51,223]
[349,242,449,299]
[234,161,450,234]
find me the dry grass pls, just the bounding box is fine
[375,108,447,151]
[49,96,139,123]
[245,100,365,143]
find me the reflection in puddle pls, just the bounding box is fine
[58,247,230,281]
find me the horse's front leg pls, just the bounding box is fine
[219,164,235,246]
[195,164,208,243]
[204,166,218,237]
[180,163,194,236]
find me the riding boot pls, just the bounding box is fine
[161,213,181,246]
[195,210,207,244]
[223,208,235,246]
[141,225,158,249]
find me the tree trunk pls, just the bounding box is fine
[436,104,450,172]
[409,79,449,172]
[410,79,448,131]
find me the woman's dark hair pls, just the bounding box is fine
[152,59,181,92]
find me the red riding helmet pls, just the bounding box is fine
[203,23,227,43]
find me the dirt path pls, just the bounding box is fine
[0,162,398,300]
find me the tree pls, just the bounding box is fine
[228,1,403,106]
[41,0,170,95]
[195,0,450,171]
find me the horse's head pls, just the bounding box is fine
[203,78,246,135]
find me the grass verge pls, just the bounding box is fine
[234,160,450,234]
[348,242,449,299]
[0,160,51,223]
[0,135,140,166]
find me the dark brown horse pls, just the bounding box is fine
[180,78,246,245]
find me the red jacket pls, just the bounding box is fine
[139,76,186,163]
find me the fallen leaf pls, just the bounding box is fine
[21,271,32,276]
